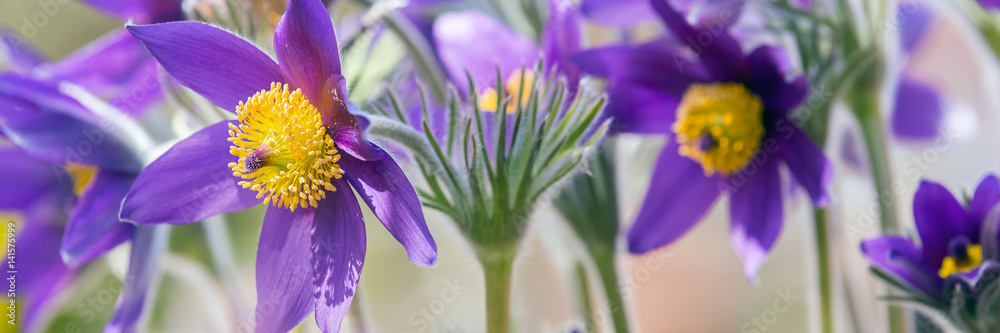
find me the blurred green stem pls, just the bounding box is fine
[851,92,900,235]
[591,245,630,333]
[846,61,908,333]
[575,262,596,333]
[814,209,833,333]
[480,248,516,333]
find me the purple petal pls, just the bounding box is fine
[573,40,709,95]
[333,127,384,161]
[650,0,751,82]
[120,121,261,225]
[604,83,680,135]
[433,11,540,93]
[19,221,72,332]
[747,45,809,113]
[627,143,722,253]
[969,174,1000,223]
[913,180,975,270]
[981,0,1000,11]
[898,0,933,53]
[340,148,437,266]
[0,80,143,173]
[127,22,283,111]
[312,179,367,332]
[37,29,163,116]
[861,236,942,300]
[78,0,184,24]
[579,0,657,27]
[274,0,343,107]
[105,225,169,333]
[542,0,582,88]
[728,155,783,281]
[774,123,832,206]
[61,171,135,268]
[0,27,46,72]
[254,206,316,333]
[891,77,943,140]
[0,147,70,210]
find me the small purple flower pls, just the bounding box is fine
[432,0,581,106]
[123,0,437,331]
[979,0,1000,11]
[574,0,832,279]
[861,175,1000,303]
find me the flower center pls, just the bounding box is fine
[66,163,97,197]
[227,83,345,211]
[938,240,983,278]
[673,83,765,176]
[478,69,535,113]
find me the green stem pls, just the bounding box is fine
[592,247,630,333]
[574,262,596,333]
[848,76,908,333]
[480,250,516,333]
[852,94,900,235]
[813,209,833,333]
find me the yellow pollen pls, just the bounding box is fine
[227,83,345,211]
[938,244,983,278]
[66,163,97,197]
[478,69,535,113]
[672,83,765,176]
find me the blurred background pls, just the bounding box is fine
[2,0,999,332]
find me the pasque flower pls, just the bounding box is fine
[123,0,437,331]
[0,73,159,332]
[574,0,832,279]
[862,175,1000,304]
[432,0,581,107]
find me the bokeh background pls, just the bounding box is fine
[3,0,999,332]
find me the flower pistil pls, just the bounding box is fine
[673,83,765,176]
[228,82,345,211]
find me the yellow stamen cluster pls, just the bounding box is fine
[65,163,97,197]
[478,69,536,113]
[939,244,983,278]
[673,83,765,176]
[228,83,345,211]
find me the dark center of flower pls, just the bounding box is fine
[938,238,983,278]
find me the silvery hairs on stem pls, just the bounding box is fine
[364,63,609,251]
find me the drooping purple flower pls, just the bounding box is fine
[0,73,158,332]
[123,0,437,331]
[573,0,831,280]
[861,175,1000,303]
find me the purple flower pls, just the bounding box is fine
[980,0,1000,11]
[861,175,1000,303]
[578,0,745,28]
[891,0,944,140]
[123,0,437,331]
[0,74,153,332]
[574,0,832,279]
[432,0,581,104]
